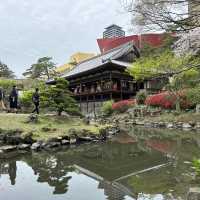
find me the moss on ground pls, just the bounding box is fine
[0,113,104,141]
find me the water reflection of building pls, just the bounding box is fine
[99,181,128,200]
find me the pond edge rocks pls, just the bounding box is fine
[0,125,120,155]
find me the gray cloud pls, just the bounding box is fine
[0,0,130,77]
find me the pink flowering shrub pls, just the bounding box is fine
[112,99,136,113]
[145,91,191,109]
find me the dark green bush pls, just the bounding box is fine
[136,91,147,105]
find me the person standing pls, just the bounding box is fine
[9,86,18,113]
[0,87,6,110]
[32,88,40,114]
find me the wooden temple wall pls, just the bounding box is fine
[79,101,104,116]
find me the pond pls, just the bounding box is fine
[0,127,200,200]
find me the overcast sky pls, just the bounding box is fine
[0,0,131,77]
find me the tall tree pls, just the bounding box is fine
[0,61,15,78]
[121,0,200,32]
[23,57,58,80]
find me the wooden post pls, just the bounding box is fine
[110,72,113,100]
[86,96,89,114]
[120,79,123,100]
[93,95,96,115]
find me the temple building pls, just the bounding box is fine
[60,42,143,114]
[50,25,169,114]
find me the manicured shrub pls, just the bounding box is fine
[112,99,136,113]
[136,91,147,105]
[102,100,114,116]
[20,90,34,109]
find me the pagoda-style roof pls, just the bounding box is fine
[62,42,140,79]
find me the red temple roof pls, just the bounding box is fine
[97,33,171,53]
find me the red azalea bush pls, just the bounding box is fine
[145,91,191,109]
[112,99,136,113]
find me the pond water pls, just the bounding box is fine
[0,127,200,200]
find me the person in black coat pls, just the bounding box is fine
[32,88,40,114]
[9,86,18,112]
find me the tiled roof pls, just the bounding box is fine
[62,42,139,78]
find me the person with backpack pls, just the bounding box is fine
[32,88,40,114]
[9,86,18,113]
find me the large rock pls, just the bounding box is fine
[182,123,192,129]
[187,187,200,200]
[0,145,17,152]
[45,142,61,149]
[166,123,174,129]
[70,138,77,144]
[31,141,42,151]
[61,139,70,145]
[18,144,31,150]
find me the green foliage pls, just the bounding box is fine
[0,79,17,90]
[20,90,34,108]
[186,86,200,106]
[128,51,194,81]
[41,78,80,116]
[0,61,15,78]
[193,158,200,177]
[101,100,114,116]
[23,57,58,80]
[136,91,147,105]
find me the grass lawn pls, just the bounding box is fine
[0,113,103,141]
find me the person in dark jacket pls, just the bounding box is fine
[9,86,18,112]
[32,88,40,114]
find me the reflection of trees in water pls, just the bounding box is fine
[0,160,17,185]
[25,153,73,194]
[2,129,199,200]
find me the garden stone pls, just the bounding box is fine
[61,140,70,145]
[176,122,183,129]
[166,123,174,129]
[70,138,77,144]
[158,122,166,128]
[0,145,17,152]
[182,123,192,129]
[18,144,30,150]
[195,123,200,129]
[187,187,200,200]
[78,136,93,142]
[144,122,152,128]
[135,120,145,126]
[45,142,60,149]
[31,142,42,151]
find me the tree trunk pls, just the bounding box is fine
[175,97,181,112]
[58,110,62,116]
